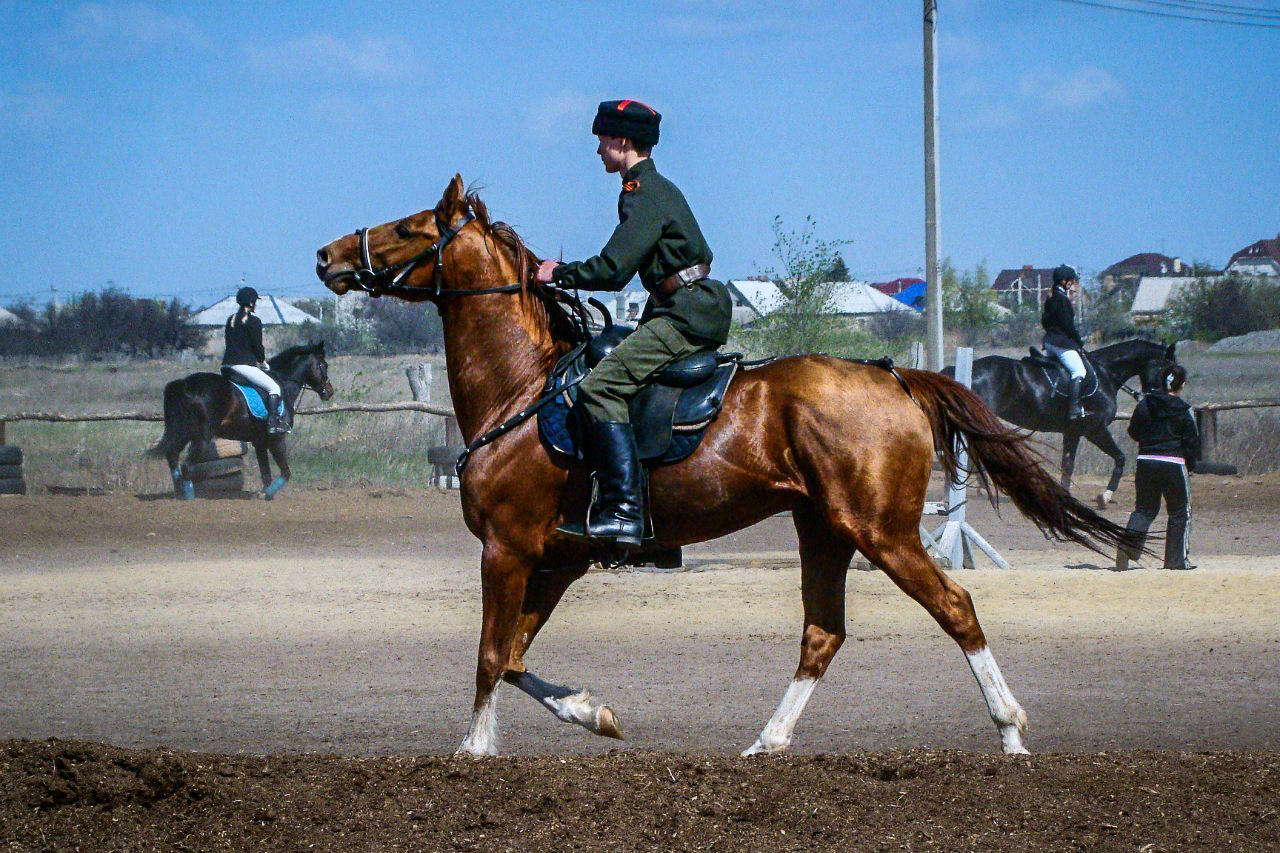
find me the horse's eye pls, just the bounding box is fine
[395,223,414,239]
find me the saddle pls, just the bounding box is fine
[220,368,284,421]
[1023,347,1098,398]
[538,325,739,466]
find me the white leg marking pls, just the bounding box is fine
[742,678,818,757]
[966,647,1029,754]
[456,689,499,756]
[1100,488,1114,507]
[512,672,623,739]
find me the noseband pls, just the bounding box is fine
[349,212,522,300]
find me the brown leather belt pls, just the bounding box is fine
[651,263,711,300]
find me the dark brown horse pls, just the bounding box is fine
[316,176,1138,756]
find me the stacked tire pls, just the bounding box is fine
[0,445,24,495]
[189,439,246,497]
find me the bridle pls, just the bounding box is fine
[347,211,523,301]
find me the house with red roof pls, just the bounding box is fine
[872,277,924,296]
[1099,253,1186,293]
[1225,233,1280,277]
[992,265,1057,309]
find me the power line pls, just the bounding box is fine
[1128,0,1280,19]
[1050,0,1280,26]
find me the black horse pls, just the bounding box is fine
[149,342,334,499]
[948,339,1177,507]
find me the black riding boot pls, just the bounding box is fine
[267,394,289,434]
[557,422,644,549]
[1067,376,1086,421]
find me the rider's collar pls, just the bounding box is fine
[622,158,655,183]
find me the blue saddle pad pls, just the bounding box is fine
[229,381,282,420]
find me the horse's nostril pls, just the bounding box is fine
[316,248,329,266]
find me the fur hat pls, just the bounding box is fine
[592,100,661,148]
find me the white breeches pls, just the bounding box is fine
[225,364,280,396]
[1045,344,1087,379]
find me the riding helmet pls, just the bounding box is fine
[592,100,661,148]
[236,286,259,307]
[1052,265,1078,286]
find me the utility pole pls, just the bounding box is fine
[923,0,944,371]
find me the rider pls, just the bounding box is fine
[536,99,732,549]
[1041,264,1087,421]
[222,286,288,434]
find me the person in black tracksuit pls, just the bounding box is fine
[222,286,287,434]
[1041,264,1088,421]
[1117,364,1198,570]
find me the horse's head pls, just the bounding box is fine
[270,341,334,400]
[315,174,488,301]
[1138,341,1179,393]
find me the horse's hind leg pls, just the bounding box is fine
[743,506,852,756]
[503,563,624,740]
[857,530,1029,754]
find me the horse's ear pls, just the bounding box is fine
[1166,342,1177,360]
[438,173,465,214]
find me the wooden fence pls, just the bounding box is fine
[0,402,462,446]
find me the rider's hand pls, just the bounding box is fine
[535,260,561,285]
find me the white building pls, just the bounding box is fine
[728,279,915,327]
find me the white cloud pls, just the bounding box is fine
[244,33,418,81]
[525,89,596,143]
[1018,67,1123,109]
[48,3,205,58]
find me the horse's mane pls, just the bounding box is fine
[464,191,584,351]
[268,342,323,371]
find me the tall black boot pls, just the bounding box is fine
[556,422,644,549]
[267,394,289,434]
[1067,376,1086,421]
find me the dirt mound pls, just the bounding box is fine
[2,740,1276,851]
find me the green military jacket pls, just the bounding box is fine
[553,158,732,346]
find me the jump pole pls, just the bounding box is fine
[925,346,1011,570]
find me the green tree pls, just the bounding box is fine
[942,259,1001,345]
[827,253,851,282]
[739,215,851,357]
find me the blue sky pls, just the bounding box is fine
[1,0,1276,307]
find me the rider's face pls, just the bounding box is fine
[596,135,631,174]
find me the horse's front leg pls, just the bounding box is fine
[253,440,272,490]
[1086,425,1126,508]
[1060,428,1081,493]
[503,562,624,741]
[458,543,532,756]
[261,435,288,500]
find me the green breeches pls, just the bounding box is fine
[577,317,709,424]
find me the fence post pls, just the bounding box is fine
[405,362,433,403]
[0,419,5,445]
[1195,408,1217,463]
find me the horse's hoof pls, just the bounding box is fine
[595,706,624,740]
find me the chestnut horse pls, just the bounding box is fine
[316,176,1137,757]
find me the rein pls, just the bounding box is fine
[348,212,524,301]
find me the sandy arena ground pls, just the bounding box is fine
[1,473,1278,848]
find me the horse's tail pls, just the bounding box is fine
[147,379,194,459]
[897,368,1145,556]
